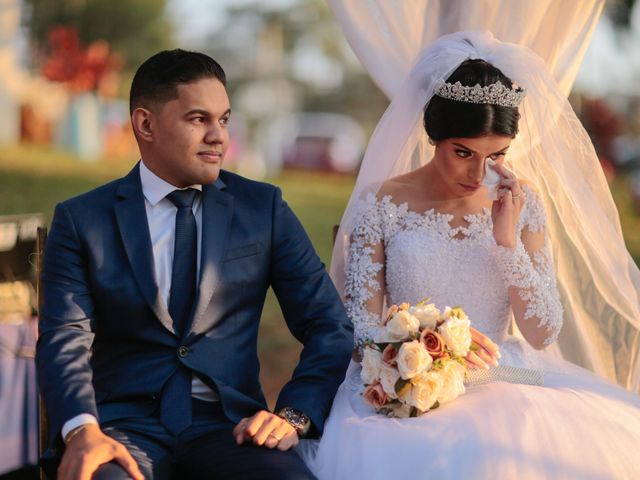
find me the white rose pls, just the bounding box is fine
[379,363,401,399]
[360,347,383,385]
[438,315,472,357]
[437,359,466,404]
[410,371,442,412]
[386,310,420,341]
[397,340,433,380]
[409,303,441,330]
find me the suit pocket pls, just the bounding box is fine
[222,242,262,262]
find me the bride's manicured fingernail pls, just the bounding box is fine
[496,351,502,359]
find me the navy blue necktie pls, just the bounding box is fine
[160,188,197,435]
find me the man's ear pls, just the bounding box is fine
[131,107,154,142]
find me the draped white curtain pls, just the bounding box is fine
[327,0,640,393]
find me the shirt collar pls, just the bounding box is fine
[139,159,202,206]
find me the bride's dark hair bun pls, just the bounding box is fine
[423,59,520,140]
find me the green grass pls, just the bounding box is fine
[0,145,354,407]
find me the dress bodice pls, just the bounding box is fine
[344,185,563,363]
[383,205,511,341]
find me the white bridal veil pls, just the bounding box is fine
[328,0,640,393]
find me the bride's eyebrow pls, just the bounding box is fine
[452,142,509,155]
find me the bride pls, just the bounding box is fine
[298,19,640,480]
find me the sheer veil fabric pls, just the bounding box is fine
[327,0,640,392]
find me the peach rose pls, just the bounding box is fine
[382,344,399,366]
[363,382,388,410]
[420,329,446,359]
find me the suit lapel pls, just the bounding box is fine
[188,179,234,337]
[114,165,175,334]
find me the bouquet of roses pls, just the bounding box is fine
[360,300,472,418]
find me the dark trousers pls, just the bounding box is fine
[92,399,315,480]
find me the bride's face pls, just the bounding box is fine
[430,134,512,198]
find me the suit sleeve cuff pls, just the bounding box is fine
[61,414,99,440]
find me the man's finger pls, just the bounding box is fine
[276,431,299,451]
[245,411,269,437]
[114,447,144,480]
[252,415,280,446]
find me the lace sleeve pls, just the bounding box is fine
[492,186,564,346]
[344,194,386,346]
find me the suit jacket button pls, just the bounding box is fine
[178,346,189,358]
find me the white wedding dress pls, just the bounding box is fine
[298,186,640,479]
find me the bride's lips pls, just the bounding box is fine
[459,183,480,192]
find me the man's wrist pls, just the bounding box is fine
[275,407,311,437]
[64,424,89,445]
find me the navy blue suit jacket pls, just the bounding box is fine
[36,164,353,446]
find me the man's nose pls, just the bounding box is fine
[204,123,225,144]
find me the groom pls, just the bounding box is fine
[36,49,353,479]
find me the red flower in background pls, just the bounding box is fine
[42,26,122,93]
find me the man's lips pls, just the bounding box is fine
[197,151,223,160]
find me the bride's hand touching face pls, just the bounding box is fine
[490,162,525,248]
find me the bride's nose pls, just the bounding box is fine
[469,159,485,183]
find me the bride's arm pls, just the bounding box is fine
[343,197,386,349]
[493,186,563,349]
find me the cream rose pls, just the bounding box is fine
[409,371,442,412]
[386,310,420,341]
[397,340,432,379]
[360,347,383,385]
[437,359,466,404]
[438,315,472,357]
[409,303,441,330]
[379,363,401,399]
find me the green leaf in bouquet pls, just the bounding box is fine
[395,377,411,397]
[415,296,432,307]
[430,401,440,410]
[410,406,420,417]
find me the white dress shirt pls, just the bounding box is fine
[61,160,217,440]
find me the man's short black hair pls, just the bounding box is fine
[129,49,226,114]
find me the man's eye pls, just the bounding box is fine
[192,117,206,123]
[220,116,230,126]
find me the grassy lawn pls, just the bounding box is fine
[3,145,639,407]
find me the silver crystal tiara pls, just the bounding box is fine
[434,80,526,107]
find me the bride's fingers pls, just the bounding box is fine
[471,329,500,355]
[476,347,499,367]
[465,351,489,370]
[490,161,516,180]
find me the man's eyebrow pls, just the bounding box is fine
[185,108,231,117]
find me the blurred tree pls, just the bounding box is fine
[24,0,173,69]
[607,0,637,28]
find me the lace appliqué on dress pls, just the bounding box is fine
[344,194,385,345]
[493,187,563,345]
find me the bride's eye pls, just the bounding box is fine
[455,149,471,158]
[489,152,507,161]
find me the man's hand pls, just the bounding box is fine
[233,410,298,451]
[465,327,501,370]
[57,424,144,480]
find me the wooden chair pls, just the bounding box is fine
[36,226,48,480]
